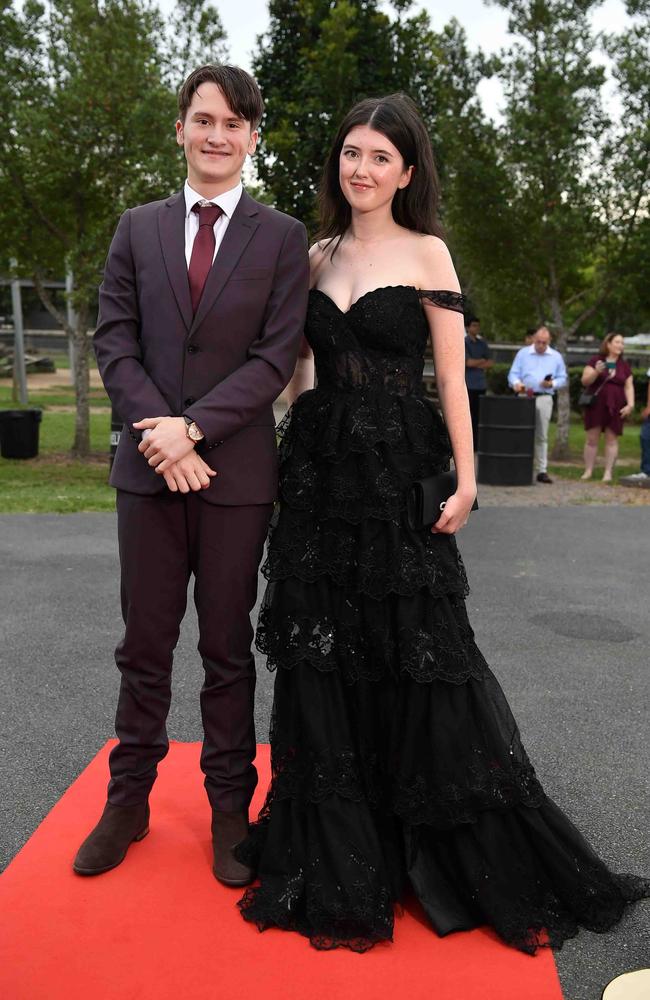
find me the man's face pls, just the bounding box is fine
[467,321,480,338]
[533,328,551,354]
[176,83,257,193]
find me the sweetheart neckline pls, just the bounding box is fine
[309,284,421,315]
[309,285,463,316]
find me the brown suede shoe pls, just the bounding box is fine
[211,809,254,888]
[73,801,150,876]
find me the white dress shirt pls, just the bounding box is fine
[507,344,568,394]
[140,182,243,442]
[183,180,243,266]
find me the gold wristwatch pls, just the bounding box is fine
[183,416,204,442]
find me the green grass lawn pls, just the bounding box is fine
[546,463,637,482]
[548,419,641,464]
[0,385,110,410]
[30,350,98,372]
[0,410,115,513]
[48,351,71,370]
[0,408,645,513]
[547,418,642,482]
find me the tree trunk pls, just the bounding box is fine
[71,305,90,459]
[549,294,571,460]
[553,384,571,459]
[30,272,92,459]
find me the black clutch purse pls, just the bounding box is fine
[406,470,479,530]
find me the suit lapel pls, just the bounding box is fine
[189,191,260,336]
[158,191,193,331]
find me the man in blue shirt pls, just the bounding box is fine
[508,325,568,483]
[465,316,493,451]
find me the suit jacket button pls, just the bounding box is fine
[187,345,198,354]
[184,396,195,406]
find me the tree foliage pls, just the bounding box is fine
[2,0,648,465]
[596,0,650,330]
[252,0,489,232]
[165,0,229,86]
[0,0,226,457]
[447,0,650,456]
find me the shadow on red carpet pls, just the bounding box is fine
[0,742,564,1000]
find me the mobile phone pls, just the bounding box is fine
[544,373,553,381]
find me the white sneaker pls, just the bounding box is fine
[623,472,649,480]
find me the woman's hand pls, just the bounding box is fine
[620,403,633,418]
[594,359,607,374]
[431,490,476,535]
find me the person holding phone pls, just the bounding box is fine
[580,333,634,482]
[507,325,568,483]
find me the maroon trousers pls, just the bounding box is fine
[108,490,272,812]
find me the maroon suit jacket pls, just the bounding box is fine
[94,189,309,504]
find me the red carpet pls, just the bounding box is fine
[0,742,564,1000]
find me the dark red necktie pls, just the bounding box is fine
[188,202,223,313]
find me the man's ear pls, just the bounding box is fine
[176,119,184,147]
[248,129,259,156]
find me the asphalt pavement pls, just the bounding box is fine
[0,507,648,1000]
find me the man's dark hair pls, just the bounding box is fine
[466,316,480,326]
[178,65,264,128]
[526,326,537,338]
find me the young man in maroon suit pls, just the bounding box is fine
[73,65,309,885]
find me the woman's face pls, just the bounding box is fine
[339,125,412,214]
[608,335,624,356]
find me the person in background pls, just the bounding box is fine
[621,365,650,485]
[464,315,493,450]
[524,326,536,346]
[508,325,568,484]
[580,333,635,482]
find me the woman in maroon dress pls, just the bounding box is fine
[581,332,634,481]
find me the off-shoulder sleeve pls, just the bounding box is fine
[418,289,466,314]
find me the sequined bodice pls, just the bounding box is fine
[305,285,465,395]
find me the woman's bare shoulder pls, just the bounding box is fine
[309,237,339,287]
[416,234,461,292]
[309,237,340,259]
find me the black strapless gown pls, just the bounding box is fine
[237,286,649,953]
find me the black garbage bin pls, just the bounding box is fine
[477,395,536,486]
[0,408,43,459]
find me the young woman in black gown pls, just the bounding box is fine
[236,93,649,952]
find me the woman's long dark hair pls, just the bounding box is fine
[316,93,444,250]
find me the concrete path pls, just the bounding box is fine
[0,509,648,1000]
